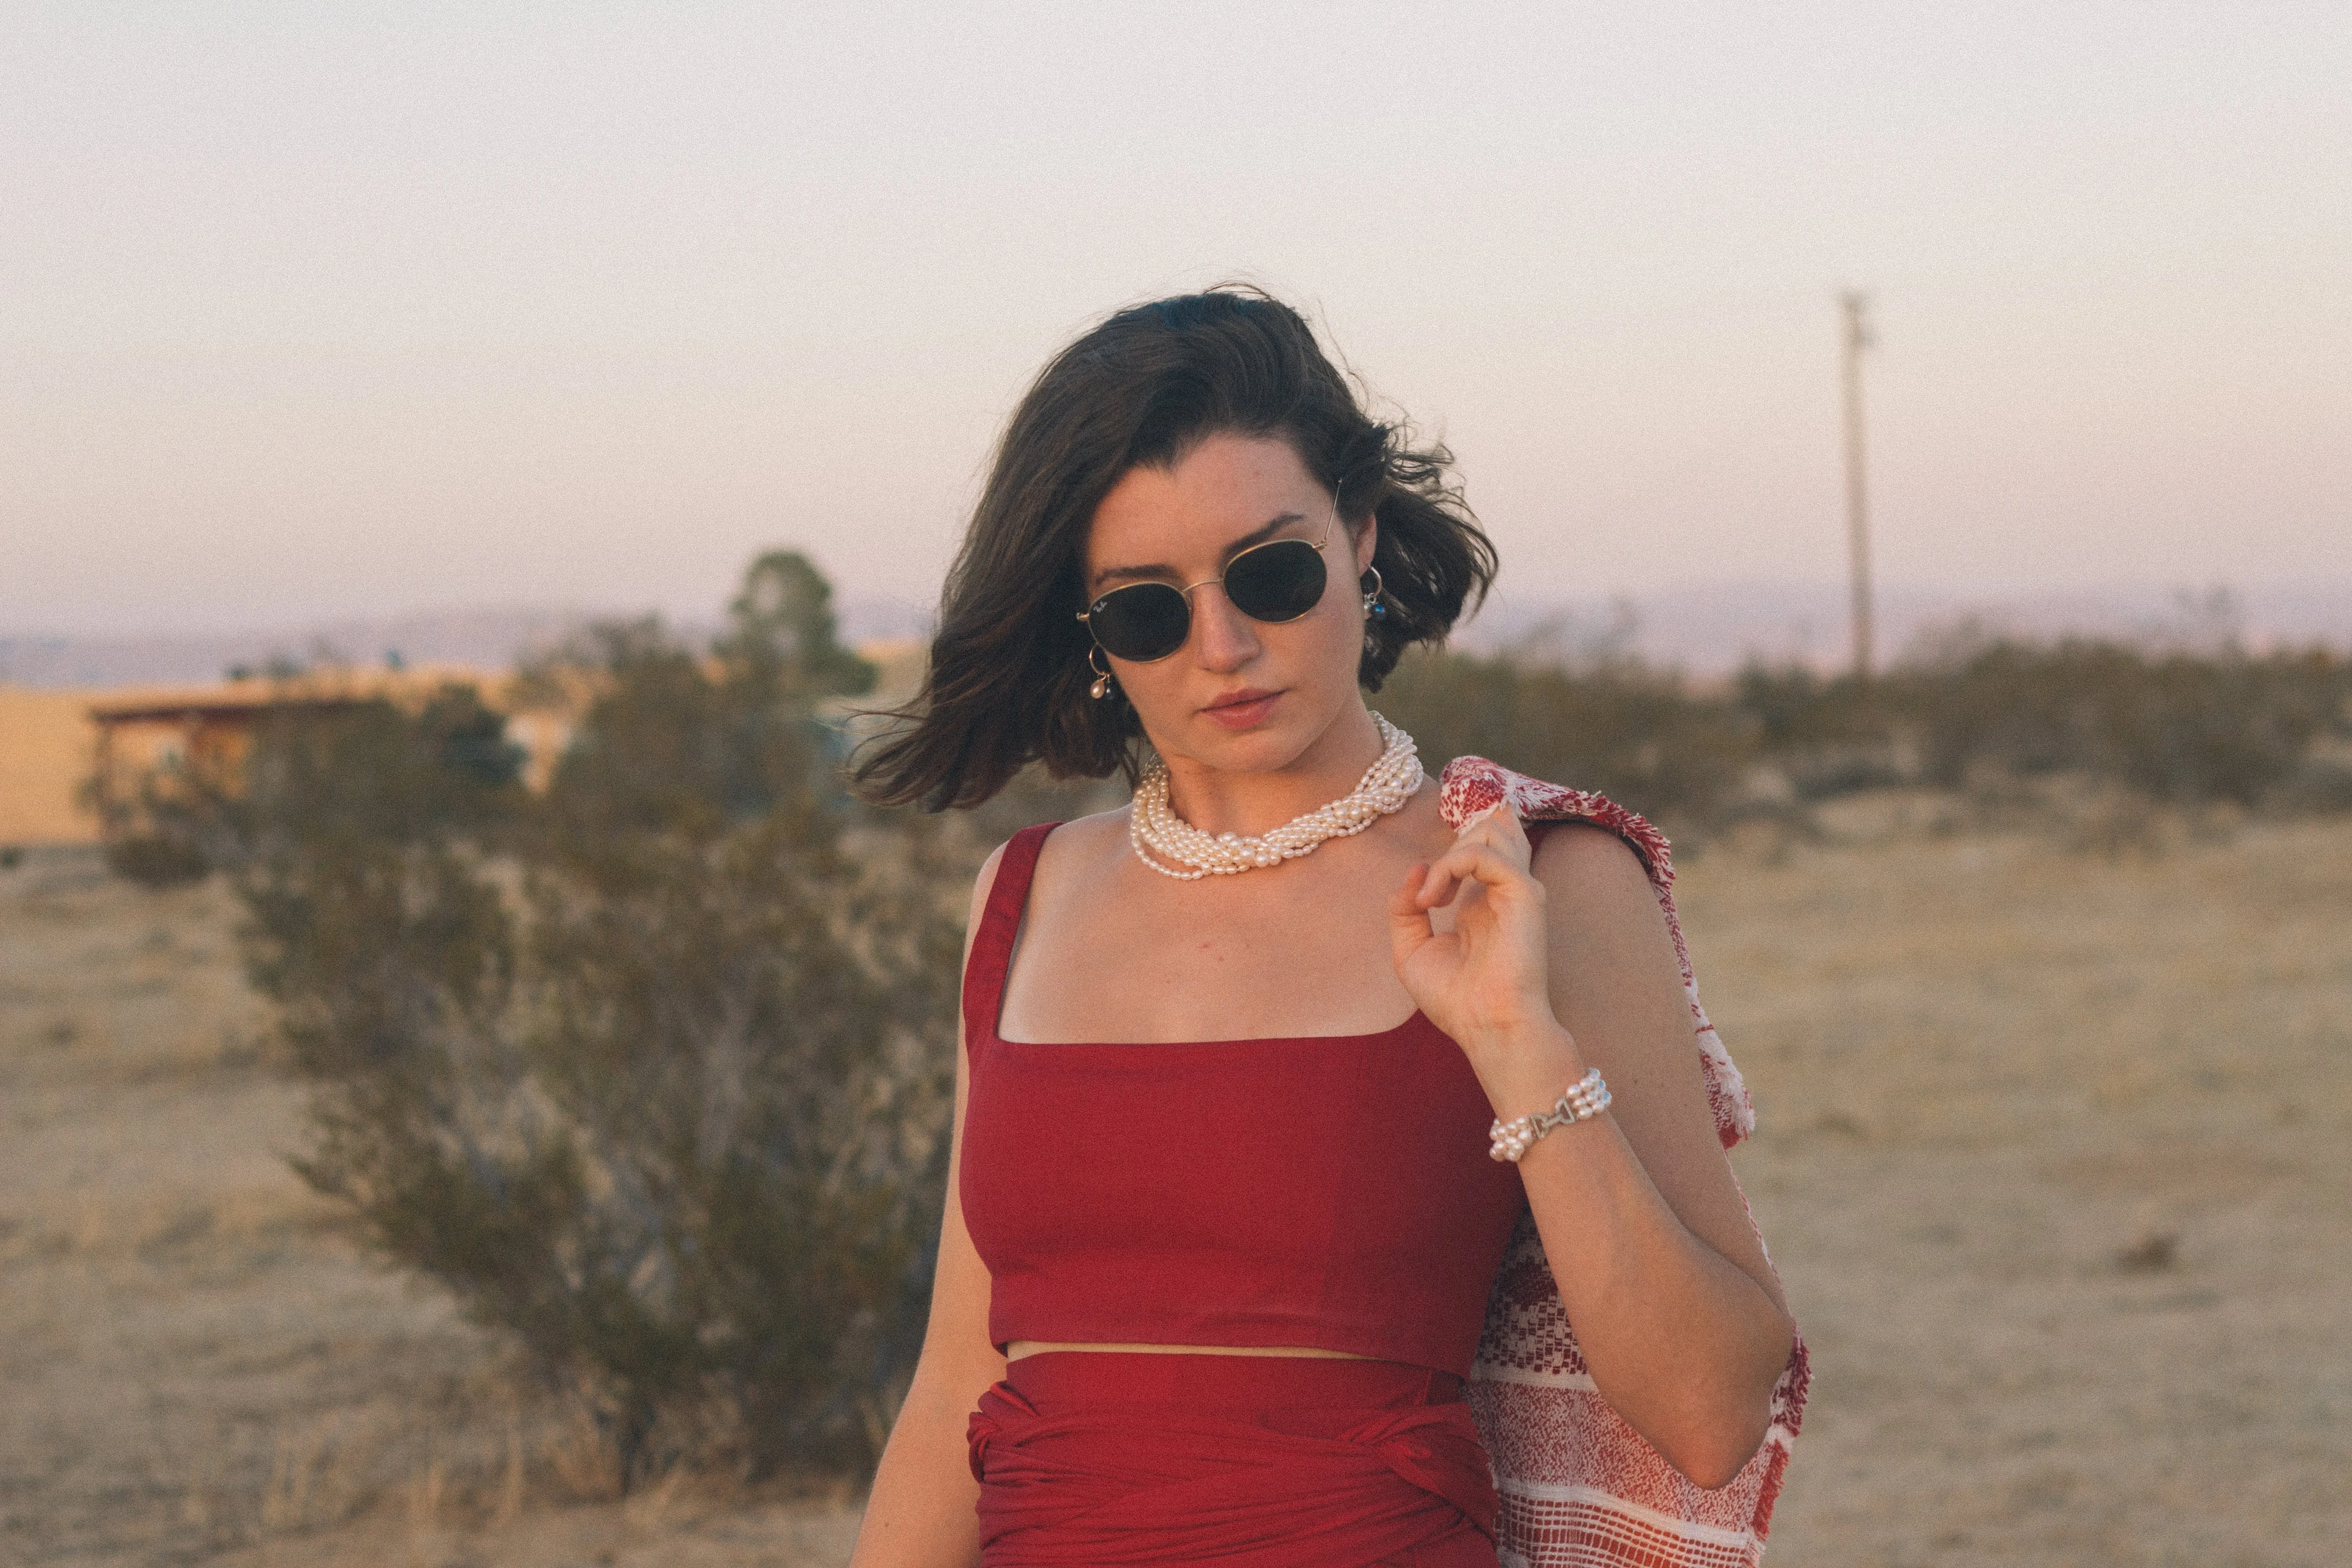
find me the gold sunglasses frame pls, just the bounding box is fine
[1075,510,1338,665]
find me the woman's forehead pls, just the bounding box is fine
[1088,434,1321,565]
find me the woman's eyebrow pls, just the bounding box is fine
[1089,512,1307,591]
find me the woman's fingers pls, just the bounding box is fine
[1416,840,1537,911]
[1394,814,1538,979]
[1388,861,1437,965]
[1490,806,1533,857]
[1390,861,1432,921]
[1452,805,1532,863]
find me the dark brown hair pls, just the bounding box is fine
[851,287,1498,811]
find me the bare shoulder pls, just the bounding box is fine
[1528,819,1663,926]
[1048,803,1133,853]
[1522,821,1691,1089]
[968,806,1123,891]
[1019,804,1131,896]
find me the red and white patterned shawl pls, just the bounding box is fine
[1439,757,1812,1568]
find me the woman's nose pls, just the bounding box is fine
[1186,585,1261,670]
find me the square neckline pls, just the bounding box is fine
[979,821,1440,1052]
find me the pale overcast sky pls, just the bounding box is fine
[4,2,2346,636]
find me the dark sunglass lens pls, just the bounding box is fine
[1225,539,1328,623]
[1089,583,1191,661]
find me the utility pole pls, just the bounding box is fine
[1839,290,1874,684]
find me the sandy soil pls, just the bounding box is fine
[1687,809,2351,1566]
[2,810,2346,1566]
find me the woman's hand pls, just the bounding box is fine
[1388,808,1582,1102]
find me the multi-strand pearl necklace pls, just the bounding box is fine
[1129,711,1425,880]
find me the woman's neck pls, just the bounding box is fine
[1155,702,1389,839]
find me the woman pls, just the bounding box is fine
[849,289,1804,1568]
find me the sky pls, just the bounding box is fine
[4,2,2347,639]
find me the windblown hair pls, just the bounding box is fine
[851,288,1498,811]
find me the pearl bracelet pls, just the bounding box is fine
[1488,1068,1612,1162]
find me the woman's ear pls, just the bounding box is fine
[1352,512,1379,574]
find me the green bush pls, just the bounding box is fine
[1895,640,2348,805]
[233,553,960,1482]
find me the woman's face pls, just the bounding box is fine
[1083,431,1377,775]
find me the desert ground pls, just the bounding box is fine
[3,802,2347,1567]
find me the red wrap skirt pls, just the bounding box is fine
[966,1352,1501,1568]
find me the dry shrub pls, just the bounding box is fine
[230,553,961,1486]
[1894,639,2349,806]
[1377,646,1754,832]
[1382,633,2350,836]
[2271,755,2352,814]
[104,828,213,887]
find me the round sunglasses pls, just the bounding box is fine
[1078,514,1336,663]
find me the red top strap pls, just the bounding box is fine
[961,822,1059,1050]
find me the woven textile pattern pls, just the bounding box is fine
[1439,757,1812,1568]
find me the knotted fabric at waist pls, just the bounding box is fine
[967,1352,1499,1568]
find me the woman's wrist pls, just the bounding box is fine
[1490,1067,1612,1162]
[1465,1017,1589,1118]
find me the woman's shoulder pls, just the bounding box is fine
[1029,805,1130,880]
[1527,814,1655,892]
[971,807,1130,909]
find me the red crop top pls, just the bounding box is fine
[958,822,1531,1377]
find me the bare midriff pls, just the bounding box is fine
[1004,1340,1376,1362]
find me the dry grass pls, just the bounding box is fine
[0,848,863,1567]
[3,806,2347,1566]
[1687,809,2352,1566]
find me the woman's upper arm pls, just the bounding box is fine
[910,846,1010,1395]
[849,851,1006,1568]
[1532,825,1789,1315]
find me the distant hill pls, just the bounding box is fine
[1451,579,2352,672]
[4,583,2344,690]
[0,596,935,690]
[0,608,599,690]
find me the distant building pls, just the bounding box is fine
[0,641,923,850]
[86,681,369,833]
[0,686,100,844]
[0,666,534,848]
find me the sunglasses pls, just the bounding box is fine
[1078,514,1336,664]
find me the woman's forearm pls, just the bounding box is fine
[848,1363,987,1568]
[1497,1026,1795,1489]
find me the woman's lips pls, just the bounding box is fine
[1202,689,1280,730]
